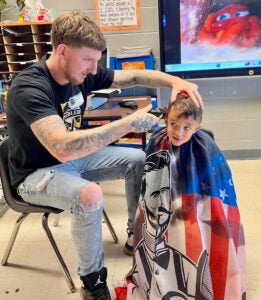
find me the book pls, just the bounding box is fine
[90,88,121,98]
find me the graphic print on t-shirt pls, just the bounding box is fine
[61,92,84,131]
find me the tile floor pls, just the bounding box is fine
[0,159,261,299]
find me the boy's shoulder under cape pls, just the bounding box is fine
[146,127,237,206]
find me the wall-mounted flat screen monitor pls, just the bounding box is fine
[158,0,261,79]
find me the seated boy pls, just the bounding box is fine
[113,93,246,300]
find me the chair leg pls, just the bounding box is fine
[103,209,119,244]
[53,214,60,227]
[1,213,29,266]
[42,213,76,293]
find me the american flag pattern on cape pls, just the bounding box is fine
[113,127,246,300]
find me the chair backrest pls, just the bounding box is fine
[0,138,23,209]
[0,138,59,214]
[201,128,215,141]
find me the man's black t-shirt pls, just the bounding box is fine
[6,55,114,189]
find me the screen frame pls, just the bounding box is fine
[158,0,261,79]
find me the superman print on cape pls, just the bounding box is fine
[113,127,246,300]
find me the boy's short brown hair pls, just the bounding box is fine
[167,92,203,123]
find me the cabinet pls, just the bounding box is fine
[0,22,52,79]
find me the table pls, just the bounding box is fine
[83,96,151,120]
[83,96,151,150]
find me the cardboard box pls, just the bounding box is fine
[112,55,155,70]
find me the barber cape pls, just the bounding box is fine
[113,127,246,300]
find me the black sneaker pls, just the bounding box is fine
[80,286,111,300]
[123,229,133,256]
[80,267,111,300]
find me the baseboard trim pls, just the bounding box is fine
[222,149,261,160]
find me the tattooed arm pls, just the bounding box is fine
[30,104,158,162]
[111,70,203,108]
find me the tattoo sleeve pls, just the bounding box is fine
[31,112,152,161]
[130,116,154,132]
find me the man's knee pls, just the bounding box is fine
[79,182,104,212]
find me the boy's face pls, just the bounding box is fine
[166,107,201,146]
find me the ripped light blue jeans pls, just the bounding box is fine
[17,145,145,276]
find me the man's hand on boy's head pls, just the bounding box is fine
[170,79,204,109]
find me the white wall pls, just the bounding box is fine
[2,0,261,157]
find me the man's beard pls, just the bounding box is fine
[65,71,84,85]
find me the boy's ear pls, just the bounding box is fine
[164,118,167,126]
[195,124,202,132]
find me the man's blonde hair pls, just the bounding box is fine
[51,10,106,51]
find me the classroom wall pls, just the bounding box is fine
[3,0,261,158]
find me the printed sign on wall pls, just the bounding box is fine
[95,0,141,31]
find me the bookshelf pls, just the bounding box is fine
[0,22,52,78]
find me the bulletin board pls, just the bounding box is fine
[94,0,141,31]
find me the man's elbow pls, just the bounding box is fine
[48,139,89,162]
[50,149,72,163]
[56,154,70,163]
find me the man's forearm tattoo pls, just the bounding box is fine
[113,71,150,89]
[131,116,154,131]
[53,134,107,153]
